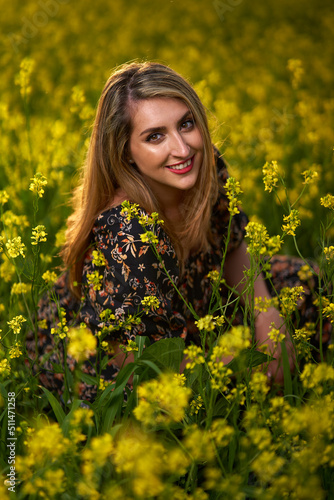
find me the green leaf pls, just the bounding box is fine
[138,337,185,373]
[40,386,66,425]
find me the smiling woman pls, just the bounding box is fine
[27,61,330,402]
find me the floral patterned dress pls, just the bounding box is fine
[28,154,332,402]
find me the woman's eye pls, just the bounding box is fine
[181,119,194,130]
[146,133,162,142]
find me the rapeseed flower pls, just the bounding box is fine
[324,246,334,261]
[0,358,11,378]
[263,160,279,192]
[31,224,47,245]
[11,282,29,295]
[189,395,204,415]
[134,373,191,426]
[300,363,334,392]
[29,173,48,198]
[302,168,319,185]
[183,345,205,371]
[195,314,215,331]
[14,57,35,97]
[287,58,304,89]
[140,230,159,245]
[5,236,26,258]
[297,264,314,281]
[50,308,68,339]
[86,270,103,290]
[67,323,97,362]
[279,286,304,316]
[9,342,23,358]
[141,295,160,311]
[282,209,301,236]
[249,371,270,402]
[91,249,106,267]
[320,194,334,209]
[0,190,9,205]
[42,270,58,284]
[225,177,243,216]
[7,314,26,334]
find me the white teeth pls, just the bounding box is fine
[168,158,192,170]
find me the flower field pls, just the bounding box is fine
[1,0,334,498]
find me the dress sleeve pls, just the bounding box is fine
[210,149,248,254]
[79,207,187,344]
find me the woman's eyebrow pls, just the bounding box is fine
[139,110,192,137]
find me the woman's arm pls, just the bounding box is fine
[224,241,295,383]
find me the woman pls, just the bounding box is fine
[30,62,326,402]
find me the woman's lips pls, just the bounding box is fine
[165,156,194,174]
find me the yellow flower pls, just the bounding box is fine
[120,200,140,220]
[0,190,9,205]
[86,270,103,291]
[140,231,158,245]
[91,249,106,267]
[324,246,334,261]
[14,57,35,97]
[9,342,23,359]
[50,308,68,339]
[282,209,301,236]
[287,58,304,89]
[320,194,334,209]
[279,286,304,316]
[134,372,191,426]
[0,358,11,378]
[141,295,160,311]
[249,371,270,402]
[323,303,334,324]
[300,363,334,391]
[5,236,26,258]
[189,395,204,415]
[195,314,215,331]
[183,345,205,371]
[225,177,243,216]
[263,160,279,192]
[42,270,58,284]
[67,323,97,362]
[11,282,30,295]
[7,315,26,334]
[31,225,47,245]
[268,324,285,343]
[297,264,314,281]
[302,169,319,185]
[29,172,47,198]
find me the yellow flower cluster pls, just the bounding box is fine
[42,270,58,284]
[324,246,334,261]
[224,177,243,216]
[31,224,47,245]
[300,363,334,392]
[11,282,30,295]
[7,314,26,334]
[323,303,334,324]
[0,190,9,205]
[86,270,103,291]
[262,160,279,192]
[67,323,97,362]
[5,236,26,259]
[14,57,35,97]
[140,230,159,245]
[287,58,304,89]
[297,264,314,281]
[320,194,334,209]
[134,372,191,426]
[302,168,319,185]
[0,358,11,378]
[245,221,282,259]
[183,344,206,371]
[254,295,278,312]
[282,209,301,236]
[91,249,106,267]
[279,286,304,316]
[50,308,68,339]
[29,173,48,198]
[141,295,160,311]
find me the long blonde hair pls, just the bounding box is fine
[61,62,218,295]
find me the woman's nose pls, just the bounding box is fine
[169,132,190,157]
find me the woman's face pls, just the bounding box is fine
[128,97,204,206]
